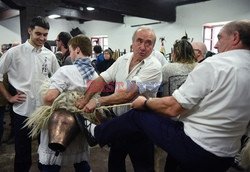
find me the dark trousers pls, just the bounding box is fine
[13,112,32,172]
[108,134,155,172]
[95,109,234,172]
[8,84,17,140]
[39,161,91,172]
[8,103,15,139]
[0,106,5,144]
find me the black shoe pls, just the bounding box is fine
[74,113,98,147]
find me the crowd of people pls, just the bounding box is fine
[0,16,250,172]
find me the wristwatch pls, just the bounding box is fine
[144,98,152,109]
[95,98,101,107]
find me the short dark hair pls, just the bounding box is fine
[29,16,50,30]
[93,45,102,54]
[58,32,72,49]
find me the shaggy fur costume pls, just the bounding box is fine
[24,79,107,138]
[240,137,250,170]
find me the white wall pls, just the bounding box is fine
[0,17,21,44]
[0,17,79,44]
[1,0,250,53]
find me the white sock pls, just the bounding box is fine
[87,121,96,136]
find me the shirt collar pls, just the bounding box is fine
[25,40,42,53]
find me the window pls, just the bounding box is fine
[203,21,229,53]
[91,35,108,51]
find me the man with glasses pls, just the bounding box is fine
[55,32,72,66]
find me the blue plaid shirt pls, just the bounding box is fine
[73,58,95,80]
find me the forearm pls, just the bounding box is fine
[99,89,138,106]
[43,89,60,105]
[84,76,106,101]
[83,80,139,112]
[132,95,185,117]
[145,96,184,117]
[98,80,139,106]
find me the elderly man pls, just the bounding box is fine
[80,20,250,172]
[76,27,162,171]
[191,41,207,62]
[1,44,9,54]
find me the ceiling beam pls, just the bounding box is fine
[176,0,210,6]
[2,0,178,22]
[1,0,60,10]
[62,0,176,22]
[1,0,22,9]
[0,9,19,20]
[48,7,124,23]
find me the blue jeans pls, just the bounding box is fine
[95,109,234,172]
[40,161,90,172]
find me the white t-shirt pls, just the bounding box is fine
[173,49,250,157]
[101,52,162,116]
[0,41,60,117]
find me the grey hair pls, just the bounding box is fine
[224,20,250,47]
[132,27,156,46]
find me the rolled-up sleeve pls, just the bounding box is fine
[49,68,67,93]
[172,62,215,109]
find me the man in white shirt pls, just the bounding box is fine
[81,20,250,172]
[76,27,162,172]
[0,16,59,172]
